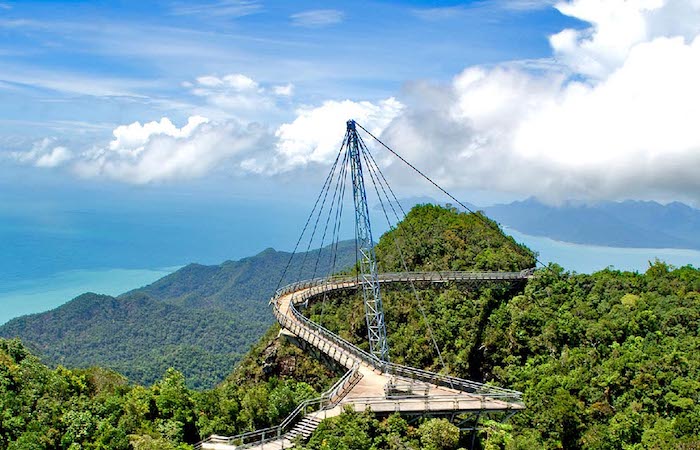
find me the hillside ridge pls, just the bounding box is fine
[0,241,356,389]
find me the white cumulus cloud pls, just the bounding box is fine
[35,146,72,168]
[241,97,404,173]
[108,116,209,155]
[370,0,700,204]
[10,138,73,168]
[551,0,700,78]
[74,116,268,184]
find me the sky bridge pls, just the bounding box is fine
[196,121,536,450]
[198,271,530,450]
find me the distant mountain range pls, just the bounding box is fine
[484,198,700,250]
[0,241,356,389]
[382,197,700,250]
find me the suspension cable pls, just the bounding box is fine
[276,139,346,291]
[355,122,547,270]
[312,141,350,279]
[327,145,350,277]
[296,132,349,281]
[319,143,351,327]
[361,146,451,377]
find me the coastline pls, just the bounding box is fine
[0,266,181,325]
[507,228,700,273]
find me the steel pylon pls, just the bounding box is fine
[345,119,390,366]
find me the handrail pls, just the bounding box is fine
[284,303,521,403]
[195,362,362,449]
[271,271,527,403]
[272,270,532,300]
[333,393,520,405]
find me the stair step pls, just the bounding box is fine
[284,415,323,443]
[287,431,313,440]
[288,428,313,436]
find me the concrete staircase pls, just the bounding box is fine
[285,415,323,443]
[198,410,333,450]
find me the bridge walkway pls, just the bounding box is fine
[197,270,531,449]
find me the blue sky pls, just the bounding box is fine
[0,0,579,219]
[0,0,573,144]
[3,0,700,277]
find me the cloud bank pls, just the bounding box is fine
[9,73,402,183]
[13,0,700,205]
[409,0,700,204]
[277,0,700,204]
[192,0,697,204]
[70,116,268,184]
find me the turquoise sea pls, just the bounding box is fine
[3,229,700,326]
[508,229,700,273]
[0,266,179,325]
[0,192,311,325]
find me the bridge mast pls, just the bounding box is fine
[346,119,390,366]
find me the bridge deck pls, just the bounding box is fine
[198,271,530,450]
[276,277,524,413]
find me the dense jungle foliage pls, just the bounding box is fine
[376,204,535,272]
[0,329,332,449]
[0,335,482,450]
[305,262,700,449]
[1,205,698,449]
[303,205,700,449]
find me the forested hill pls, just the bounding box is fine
[0,241,356,389]
[129,239,357,306]
[262,205,700,448]
[376,203,535,272]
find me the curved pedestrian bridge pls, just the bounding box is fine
[197,270,533,450]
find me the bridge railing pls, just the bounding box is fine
[272,271,526,405]
[194,362,362,449]
[339,393,523,413]
[383,362,522,404]
[283,301,522,404]
[273,270,533,300]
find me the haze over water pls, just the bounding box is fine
[508,229,700,274]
